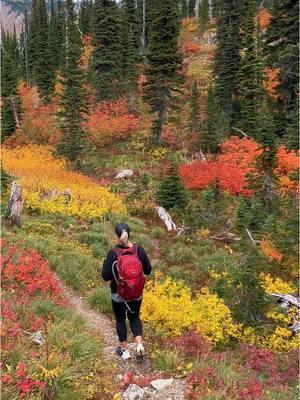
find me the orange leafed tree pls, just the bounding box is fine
[264,68,280,100]
[4,83,60,147]
[255,8,272,29]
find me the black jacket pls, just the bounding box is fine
[102,244,152,293]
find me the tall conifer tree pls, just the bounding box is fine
[56,0,88,162]
[90,0,122,100]
[49,0,62,74]
[188,0,196,17]
[199,0,209,33]
[201,84,225,153]
[264,0,299,149]
[143,0,182,143]
[28,0,55,102]
[237,0,265,139]
[79,0,94,35]
[214,0,242,130]
[1,41,22,140]
[121,0,140,112]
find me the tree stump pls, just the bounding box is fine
[8,181,24,228]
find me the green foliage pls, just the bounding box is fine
[1,164,13,195]
[199,0,209,33]
[188,0,196,17]
[156,171,188,210]
[1,34,22,140]
[264,0,299,149]
[214,0,242,130]
[151,226,165,239]
[28,0,55,102]
[121,0,140,107]
[237,0,265,138]
[213,250,270,327]
[143,0,182,142]
[201,84,225,153]
[153,349,180,371]
[56,0,88,162]
[48,0,63,73]
[88,287,113,315]
[79,0,94,35]
[90,0,123,100]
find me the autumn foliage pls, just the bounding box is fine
[255,8,272,30]
[264,68,280,100]
[2,145,126,218]
[4,83,61,147]
[180,137,299,196]
[86,99,139,148]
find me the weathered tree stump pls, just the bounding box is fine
[155,206,177,232]
[8,181,24,228]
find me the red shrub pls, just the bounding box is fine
[174,332,212,357]
[237,380,264,400]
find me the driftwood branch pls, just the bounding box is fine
[246,229,261,246]
[156,206,177,232]
[232,127,248,138]
[8,181,24,227]
[209,221,241,243]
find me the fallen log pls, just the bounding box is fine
[155,206,177,232]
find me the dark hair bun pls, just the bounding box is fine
[115,223,130,238]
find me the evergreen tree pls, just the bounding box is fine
[48,0,63,74]
[28,0,55,102]
[199,0,209,34]
[180,0,188,19]
[1,39,22,141]
[121,0,140,111]
[1,164,13,195]
[188,81,200,133]
[237,0,265,139]
[56,0,88,163]
[264,0,299,149]
[19,8,30,84]
[188,0,196,17]
[255,99,278,213]
[143,0,182,143]
[79,0,94,35]
[90,0,123,100]
[156,162,188,210]
[213,0,242,130]
[200,84,225,153]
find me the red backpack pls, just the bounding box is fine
[112,245,145,302]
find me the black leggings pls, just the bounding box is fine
[112,299,142,342]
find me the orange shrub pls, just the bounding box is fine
[180,137,299,196]
[260,239,283,262]
[182,42,201,56]
[87,99,138,148]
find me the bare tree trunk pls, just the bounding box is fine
[8,181,24,228]
[141,0,146,61]
[9,96,21,128]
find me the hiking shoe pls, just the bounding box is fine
[116,346,131,360]
[136,343,146,363]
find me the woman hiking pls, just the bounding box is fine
[102,223,152,361]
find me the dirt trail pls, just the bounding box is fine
[56,276,186,399]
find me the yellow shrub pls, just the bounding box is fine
[141,277,238,344]
[259,272,295,295]
[2,145,126,219]
[192,288,239,343]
